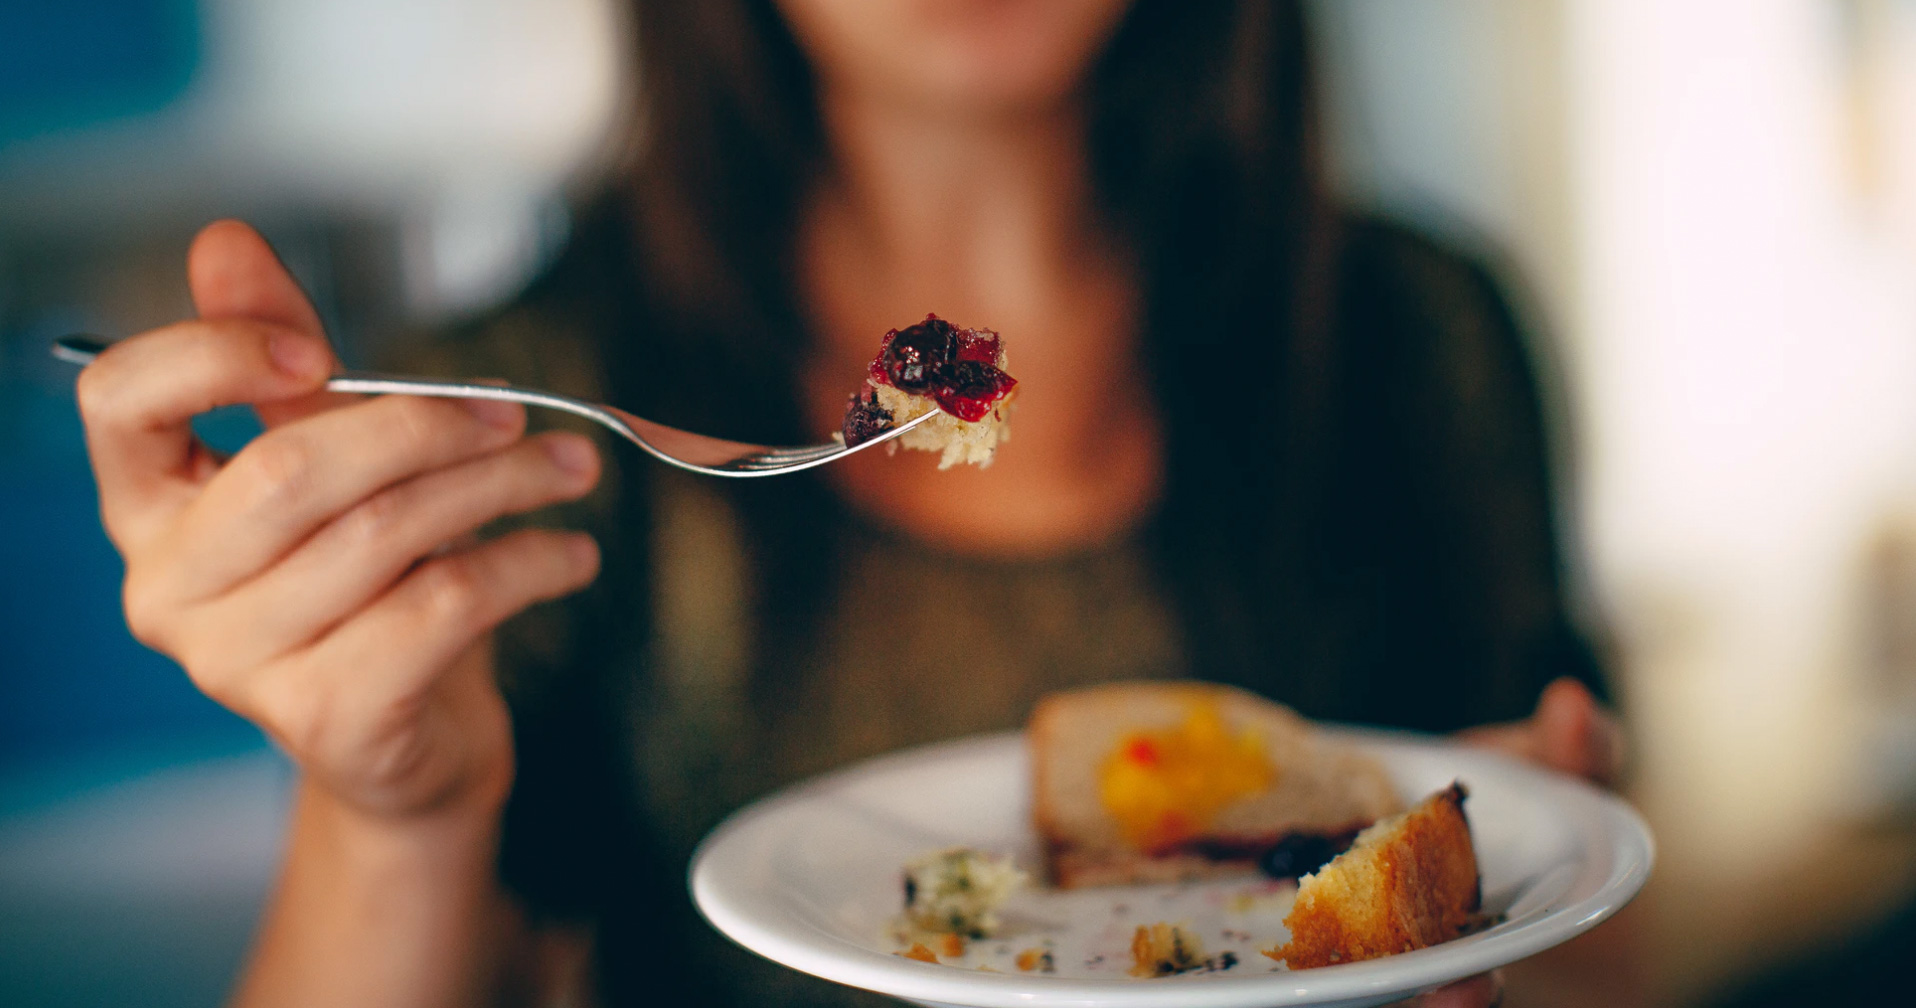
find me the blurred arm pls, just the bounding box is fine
[232,775,527,1008]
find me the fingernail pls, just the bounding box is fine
[268,331,326,376]
[463,397,522,430]
[545,434,597,476]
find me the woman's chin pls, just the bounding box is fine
[782,0,1130,119]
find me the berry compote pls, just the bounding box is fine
[842,314,1017,444]
[1255,828,1363,880]
[839,387,895,448]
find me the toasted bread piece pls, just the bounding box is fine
[839,316,1016,468]
[1268,783,1480,969]
[1029,682,1400,889]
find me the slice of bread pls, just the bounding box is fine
[1268,783,1481,969]
[1029,682,1401,889]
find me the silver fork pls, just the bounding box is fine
[52,334,933,477]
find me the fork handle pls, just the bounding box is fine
[52,333,625,430]
[50,333,936,478]
[50,334,111,366]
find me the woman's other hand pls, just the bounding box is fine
[1458,677,1625,787]
[73,220,604,824]
[1389,679,1629,1007]
[1405,973,1504,1008]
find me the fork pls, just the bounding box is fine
[52,334,934,478]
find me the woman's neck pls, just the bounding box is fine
[803,87,1115,332]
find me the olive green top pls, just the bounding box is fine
[401,206,1602,1006]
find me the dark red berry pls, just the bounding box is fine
[942,359,1012,400]
[953,327,1003,364]
[881,316,957,392]
[840,389,895,446]
[931,359,1016,422]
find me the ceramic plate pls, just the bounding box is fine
[691,729,1652,1008]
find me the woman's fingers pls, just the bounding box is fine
[1406,971,1503,1007]
[186,219,351,429]
[79,221,349,550]
[202,432,600,670]
[1457,678,1624,787]
[72,219,570,823]
[160,393,529,601]
[189,220,327,335]
[283,529,600,724]
[75,318,334,546]
[1530,678,1624,785]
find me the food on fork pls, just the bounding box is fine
[1265,783,1482,969]
[1029,682,1401,889]
[839,315,1016,468]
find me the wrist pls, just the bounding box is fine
[235,775,518,1008]
[304,712,518,831]
[299,774,506,879]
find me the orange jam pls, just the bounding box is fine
[1097,702,1276,852]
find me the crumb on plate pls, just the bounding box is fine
[1015,947,1056,973]
[1128,922,1240,978]
[900,847,1026,939]
[897,943,939,964]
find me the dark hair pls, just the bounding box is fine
[611,0,1343,706]
[504,1,1600,974]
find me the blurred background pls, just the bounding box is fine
[5,0,1916,1005]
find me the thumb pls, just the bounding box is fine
[1409,971,1502,1007]
[188,220,327,334]
[1532,678,1624,787]
[186,220,347,426]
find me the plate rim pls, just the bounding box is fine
[690,729,1655,1008]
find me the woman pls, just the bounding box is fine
[71,1,1622,1004]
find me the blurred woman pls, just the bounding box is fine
[70,1,1620,1004]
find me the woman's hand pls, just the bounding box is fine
[1389,678,1624,1007]
[75,220,603,825]
[1458,677,1624,788]
[1405,973,1503,1008]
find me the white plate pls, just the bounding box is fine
[691,730,1653,1008]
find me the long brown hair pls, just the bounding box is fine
[502,4,1598,984]
[603,0,1339,704]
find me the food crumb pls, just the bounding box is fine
[938,933,967,959]
[1129,922,1204,977]
[1128,922,1239,978]
[898,943,939,964]
[900,848,1025,939]
[1015,947,1056,973]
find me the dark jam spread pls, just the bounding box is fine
[840,387,896,447]
[1155,826,1366,879]
[1253,829,1365,879]
[843,315,1017,446]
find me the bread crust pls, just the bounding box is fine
[1029,681,1401,889]
[1271,783,1481,969]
